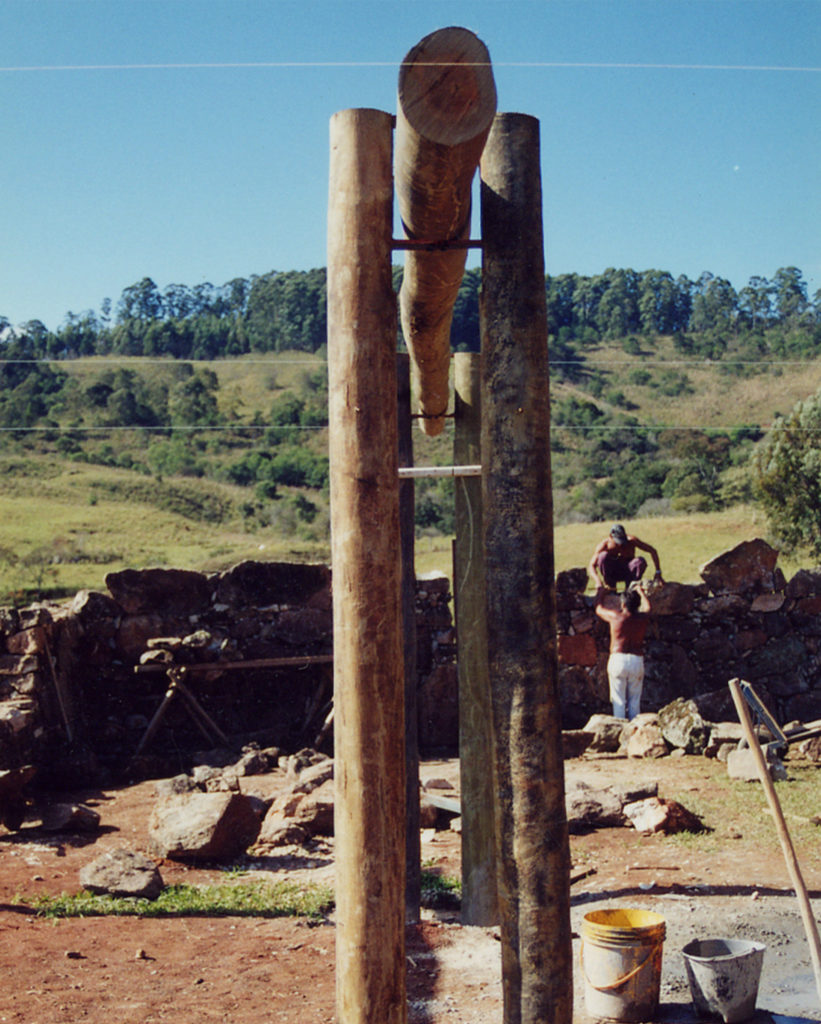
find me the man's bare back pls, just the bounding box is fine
[601,606,648,655]
[594,587,651,654]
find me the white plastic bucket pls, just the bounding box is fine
[682,938,766,1023]
[581,908,666,1021]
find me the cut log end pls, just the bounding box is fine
[399,27,497,146]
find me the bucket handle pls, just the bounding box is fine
[580,939,659,992]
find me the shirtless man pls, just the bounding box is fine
[588,523,663,591]
[594,584,651,720]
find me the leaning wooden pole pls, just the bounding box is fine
[395,26,496,436]
[453,351,497,926]
[729,679,821,1001]
[327,108,407,1024]
[480,113,573,1024]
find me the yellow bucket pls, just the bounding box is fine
[580,908,666,1021]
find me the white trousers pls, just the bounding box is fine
[607,652,644,720]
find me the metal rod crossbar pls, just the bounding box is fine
[398,464,481,479]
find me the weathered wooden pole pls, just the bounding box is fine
[327,108,407,1024]
[453,351,497,925]
[395,26,496,436]
[480,113,573,1024]
[729,679,821,1001]
[398,352,421,923]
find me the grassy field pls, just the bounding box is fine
[0,459,803,603]
[561,334,816,430]
[0,344,816,602]
[415,505,806,587]
[0,460,329,602]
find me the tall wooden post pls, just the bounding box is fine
[480,113,573,1024]
[453,351,497,925]
[327,108,407,1024]
[398,352,421,922]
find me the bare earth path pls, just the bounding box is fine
[1,753,819,1023]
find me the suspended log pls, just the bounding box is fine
[396,26,496,435]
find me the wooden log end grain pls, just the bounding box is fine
[396,27,496,438]
[398,26,497,149]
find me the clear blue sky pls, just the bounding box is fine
[2,0,819,331]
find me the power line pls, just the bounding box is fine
[0,356,819,368]
[2,61,819,73]
[0,422,786,435]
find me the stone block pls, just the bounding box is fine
[699,538,779,595]
[558,633,597,667]
[80,848,164,900]
[148,792,261,860]
[726,747,786,782]
[6,627,47,656]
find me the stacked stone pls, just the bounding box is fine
[0,562,457,781]
[0,606,60,769]
[415,573,458,750]
[557,538,821,729]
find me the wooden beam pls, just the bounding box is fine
[398,352,421,923]
[328,108,406,1024]
[395,26,496,436]
[453,351,497,926]
[480,113,573,1024]
[134,655,333,674]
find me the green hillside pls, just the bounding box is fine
[2,260,819,601]
[0,342,814,604]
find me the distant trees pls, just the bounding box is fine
[3,264,818,366]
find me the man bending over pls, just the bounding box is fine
[589,523,663,591]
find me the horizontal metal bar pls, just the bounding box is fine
[392,238,483,251]
[398,464,481,479]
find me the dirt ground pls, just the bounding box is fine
[1,753,819,1024]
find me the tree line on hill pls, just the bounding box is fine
[2,264,818,362]
[0,264,819,550]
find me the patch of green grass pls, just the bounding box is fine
[20,880,334,920]
[420,869,461,910]
[665,762,821,867]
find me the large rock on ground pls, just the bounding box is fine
[565,781,624,833]
[80,848,164,899]
[704,722,744,757]
[623,797,705,835]
[561,729,594,758]
[255,778,335,848]
[41,802,100,833]
[148,792,261,860]
[582,714,625,753]
[620,715,669,759]
[657,698,709,754]
[726,747,787,782]
[565,779,659,833]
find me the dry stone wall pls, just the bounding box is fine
[0,562,456,785]
[557,538,821,729]
[2,538,820,787]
